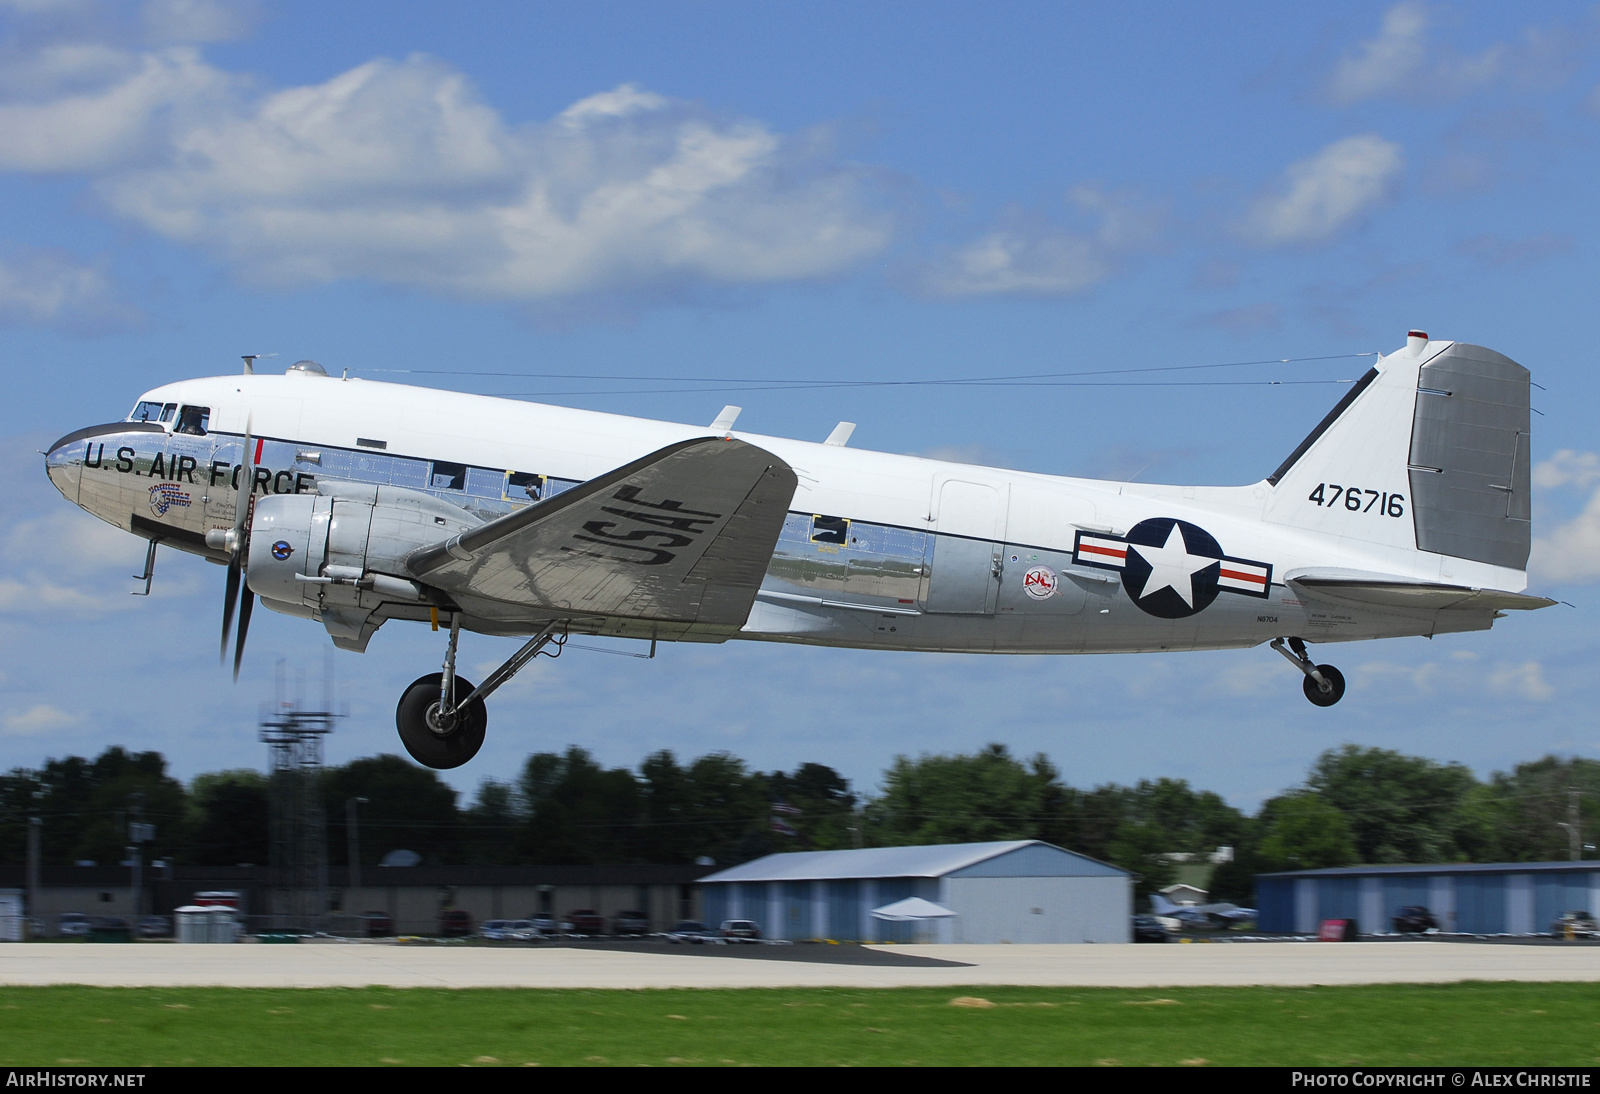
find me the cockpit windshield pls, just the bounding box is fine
[129,401,207,432]
[130,400,177,424]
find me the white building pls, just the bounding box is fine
[700,840,1131,944]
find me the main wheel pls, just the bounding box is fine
[1302,664,1346,707]
[396,672,487,769]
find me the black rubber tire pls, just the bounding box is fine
[396,672,487,769]
[1302,664,1346,707]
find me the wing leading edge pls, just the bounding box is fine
[408,437,798,628]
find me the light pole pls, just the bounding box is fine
[1556,787,1583,861]
[346,797,369,899]
[26,815,40,938]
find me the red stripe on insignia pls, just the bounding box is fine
[1080,543,1126,560]
[1219,567,1264,584]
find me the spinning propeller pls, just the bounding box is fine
[207,417,256,680]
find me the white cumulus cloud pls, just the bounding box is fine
[0,507,155,616]
[1531,488,1600,584]
[2,704,80,736]
[918,185,1160,298]
[0,36,894,305]
[1532,449,1600,492]
[1328,2,1433,103]
[1327,3,1585,106]
[1327,2,1500,104]
[1487,661,1555,702]
[1529,450,1600,585]
[0,249,140,332]
[1356,659,1440,695]
[921,227,1107,297]
[0,46,236,172]
[1242,135,1403,247]
[139,0,256,44]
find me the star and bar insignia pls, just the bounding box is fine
[1072,517,1272,619]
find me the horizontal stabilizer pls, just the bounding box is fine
[1286,569,1555,613]
[408,438,797,627]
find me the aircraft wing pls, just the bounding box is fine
[407,437,798,627]
[1285,569,1556,613]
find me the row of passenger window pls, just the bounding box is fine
[779,512,928,558]
[299,444,571,506]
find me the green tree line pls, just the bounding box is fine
[2,743,1596,902]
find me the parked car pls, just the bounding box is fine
[566,909,604,936]
[1551,910,1599,939]
[137,915,172,939]
[530,912,558,935]
[88,916,133,942]
[507,920,544,942]
[1392,906,1438,933]
[480,919,515,941]
[665,920,721,944]
[359,911,394,938]
[1132,915,1169,943]
[720,919,762,943]
[613,910,649,936]
[439,909,473,937]
[58,913,91,938]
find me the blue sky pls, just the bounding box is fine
[3,1,1599,811]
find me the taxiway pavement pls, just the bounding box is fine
[5,941,1600,990]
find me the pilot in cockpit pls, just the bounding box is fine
[175,405,209,435]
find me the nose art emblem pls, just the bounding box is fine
[148,483,191,516]
[271,540,294,561]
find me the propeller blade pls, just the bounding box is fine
[222,415,255,671]
[221,557,240,664]
[232,588,254,681]
[233,415,255,535]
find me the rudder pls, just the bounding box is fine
[1406,343,1530,569]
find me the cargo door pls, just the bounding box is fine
[925,479,1006,614]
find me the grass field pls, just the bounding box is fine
[2,982,1599,1066]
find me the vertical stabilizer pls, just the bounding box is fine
[1263,337,1531,571]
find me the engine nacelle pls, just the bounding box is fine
[246,484,480,648]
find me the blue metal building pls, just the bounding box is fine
[1256,862,1600,934]
[700,840,1131,943]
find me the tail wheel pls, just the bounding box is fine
[396,672,487,769]
[1302,665,1346,707]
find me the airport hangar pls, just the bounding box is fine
[700,840,1132,944]
[1257,861,1600,934]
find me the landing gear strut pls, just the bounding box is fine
[395,615,564,769]
[1271,636,1346,708]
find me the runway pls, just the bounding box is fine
[6,940,1600,990]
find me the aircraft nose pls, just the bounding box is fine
[45,431,85,505]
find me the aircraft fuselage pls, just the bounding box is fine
[44,353,1528,659]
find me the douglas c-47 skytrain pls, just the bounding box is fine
[46,332,1552,768]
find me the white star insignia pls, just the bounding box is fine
[1129,523,1214,607]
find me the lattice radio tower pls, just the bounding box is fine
[259,659,342,931]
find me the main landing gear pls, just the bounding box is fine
[396,615,565,769]
[1271,636,1346,708]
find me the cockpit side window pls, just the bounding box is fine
[158,403,177,423]
[175,405,210,436]
[130,401,163,423]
